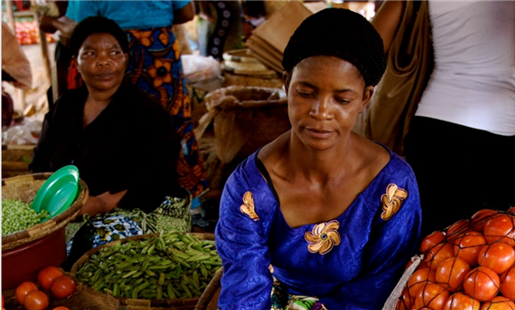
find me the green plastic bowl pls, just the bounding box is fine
[31,165,80,220]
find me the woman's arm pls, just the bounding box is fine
[173,2,195,25]
[371,1,405,53]
[215,165,275,310]
[79,190,128,217]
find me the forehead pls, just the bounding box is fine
[291,56,364,86]
[80,33,121,49]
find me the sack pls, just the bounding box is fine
[200,86,289,164]
[364,1,434,156]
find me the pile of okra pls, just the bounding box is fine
[75,233,221,300]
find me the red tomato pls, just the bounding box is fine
[435,257,471,292]
[446,219,471,243]
[478,242,515,274]
[414,282,450,310]
[50,275,76,299]
[37,266,63,290]
[470,209,499,232]
[421,231,447,253]
[480,296,515,310]
[407,267,436,297]
[424,243,455,271]
[508,206,515,214]
[24,290,49,310]
[396,290,414,310]
[484,214,515,247]
[443,292,480,310]
[500,265,515,300]
[463,266,500,302]
[454,231,487,267]
[15,281,39,304]
[52,307,70,310]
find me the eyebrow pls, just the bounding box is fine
[297,81,357,94]
[81,44,121,50]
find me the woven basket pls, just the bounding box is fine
[194,267,222,310]
[2,173,89,251]
[71,232,216,310]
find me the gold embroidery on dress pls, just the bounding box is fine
[240,191,259,221]
[380,183,408,221]
[304,220,341,255]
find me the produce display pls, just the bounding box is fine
[12,266,76,310]
[397,208,515,310]
[75,233,221,300]
[2,199,49,236]
[14,19,55,45]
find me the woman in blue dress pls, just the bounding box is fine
[215,8,422,310]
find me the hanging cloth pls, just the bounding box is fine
[364,1,434,157]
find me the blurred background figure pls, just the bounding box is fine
[371,1,515,237]
[196,0,243,61]
[2,21,33,128]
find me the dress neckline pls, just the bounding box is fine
[253,144,393,231]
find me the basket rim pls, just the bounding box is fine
[70,232,216,307]
[2,173,89,251]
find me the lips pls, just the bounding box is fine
[305,127,334,138]
[94,72,116,80]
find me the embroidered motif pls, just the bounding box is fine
[380,183,408,221]
[304,220,341,255]
[240,191,259,221]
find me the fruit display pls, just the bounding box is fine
[396,208,515,310]
[14,19,55,45]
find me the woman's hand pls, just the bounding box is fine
[79,190,128,217]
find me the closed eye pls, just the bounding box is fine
[297,90,315,98]
[335,97,350,104]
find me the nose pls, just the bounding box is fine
[96,52,110,67]
[309,96,332,120]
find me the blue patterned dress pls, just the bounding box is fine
[215,146,422,310]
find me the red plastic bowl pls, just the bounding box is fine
[2,227,66,290]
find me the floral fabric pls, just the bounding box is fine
[125,27,208,198]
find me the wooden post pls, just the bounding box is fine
[3,0,16,32]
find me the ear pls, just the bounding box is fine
[282,71,290,95]
[73,55,80,72]
[124,53,129,70]
[360,86,374,112]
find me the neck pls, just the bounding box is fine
[288,133,354,183]
[86,84,120,105]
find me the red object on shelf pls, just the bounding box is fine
[2,227,67,290]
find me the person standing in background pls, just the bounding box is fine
[371,1,515,237]
[65,1,209,202]
[197,0,243,61]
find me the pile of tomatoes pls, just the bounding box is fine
[397,207,515,310]
[14,20,55,45]
[14,266,76,310]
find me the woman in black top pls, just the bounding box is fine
[30,16,181,216]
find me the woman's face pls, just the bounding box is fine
[75,33,127,94]
[285,56,373,151]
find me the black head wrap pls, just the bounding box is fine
[70,16,130,57]
[282,8,386,86]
